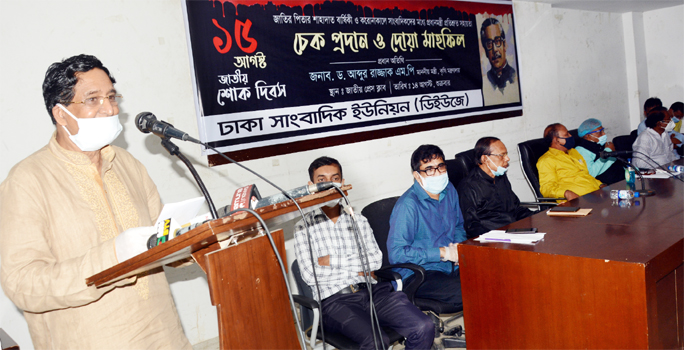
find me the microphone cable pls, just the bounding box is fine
[200,142,328,350]
[631,151,684,183]
[333,185,385,350]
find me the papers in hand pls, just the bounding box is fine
[155,197,207,227]
[474,230,546,244]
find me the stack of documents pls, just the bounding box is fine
[642,169,682,179]
[474,230,546,244]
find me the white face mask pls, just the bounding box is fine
[664,120,676,133]
[58,104,122,151]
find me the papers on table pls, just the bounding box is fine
[546,208,593,217]
[641,169,682,179]
[474,230,546,244]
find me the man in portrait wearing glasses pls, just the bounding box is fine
[0,55,191,349]
[479,17,520,105]
[457,137,535,239]
[575,118,625,185]
[387,145,467,312]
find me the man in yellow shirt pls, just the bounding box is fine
[670,102,683,133]
[537,123,604,201]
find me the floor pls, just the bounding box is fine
[191,313,466,350]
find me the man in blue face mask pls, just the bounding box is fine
[457,137,535,239]
[575,118,625,185]
[387,144,467,312]
[537,123,604,201]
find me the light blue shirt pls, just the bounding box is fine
[575,145,616,177]
[387,180,467,281]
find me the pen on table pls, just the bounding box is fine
[484,238,511,242]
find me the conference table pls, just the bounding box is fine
[458,163,684,349]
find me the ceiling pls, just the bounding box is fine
[526,0,684,13]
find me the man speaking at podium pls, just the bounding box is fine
[0,55,191,349]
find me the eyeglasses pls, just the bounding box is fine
[488,152,508,157]
[585,128,605,135]
[69,94,122,109]
[484,37,504,51]
[418,163,447,176]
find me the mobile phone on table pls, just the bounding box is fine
[549,206,580,212]
[505,228,538,234]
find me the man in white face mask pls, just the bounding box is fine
[0,54,191,349]
[293,156,434,349]
[457,137,535,239]
[575,118,625,185]
[632,107,680,169]
[388,145,467,312]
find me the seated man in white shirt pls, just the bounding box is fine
[632,107,679,169]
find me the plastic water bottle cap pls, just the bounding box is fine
[634,192,640,197]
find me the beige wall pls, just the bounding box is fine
[0,1,681,348]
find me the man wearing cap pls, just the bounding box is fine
[575,119,625,185]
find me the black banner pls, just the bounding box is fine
[182,0,521,156]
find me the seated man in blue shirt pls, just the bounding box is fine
[387,145,466,310]
[294,156,434,350]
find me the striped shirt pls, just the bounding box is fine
[294,207,382,300]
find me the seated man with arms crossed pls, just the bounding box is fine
[388,145,466,312]
[294,156,434,350]
[537,123,604,201]
[632,107,679,169]
[575,118,625,185]
[457,137,535,239]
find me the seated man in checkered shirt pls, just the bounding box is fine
[294,156,434,350]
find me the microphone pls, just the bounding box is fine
[136,112,201,144]
[599,150,633,159]
[253,182,340,209]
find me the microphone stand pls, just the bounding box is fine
[160,137,218,219]
[615,156,656,197]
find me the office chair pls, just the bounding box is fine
[361,197,466,348]
[291,260,405,350]
[451,148,551,210]
[517,138,564,207]
[612,134,635,153]
[446,149,477,189]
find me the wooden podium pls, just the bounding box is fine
[87,185,351,349]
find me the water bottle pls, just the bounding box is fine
[667,165,684,172]
[625,161,636,184]
[610,190,619,200]
[611,189,639,200]
[619,190,638,200]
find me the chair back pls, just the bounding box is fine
[362,196,463,315]
[291,260,314,330]
[361,197,399,267]
[613,131,637,153]
[447,149,477,189]
[517,138,550,200]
